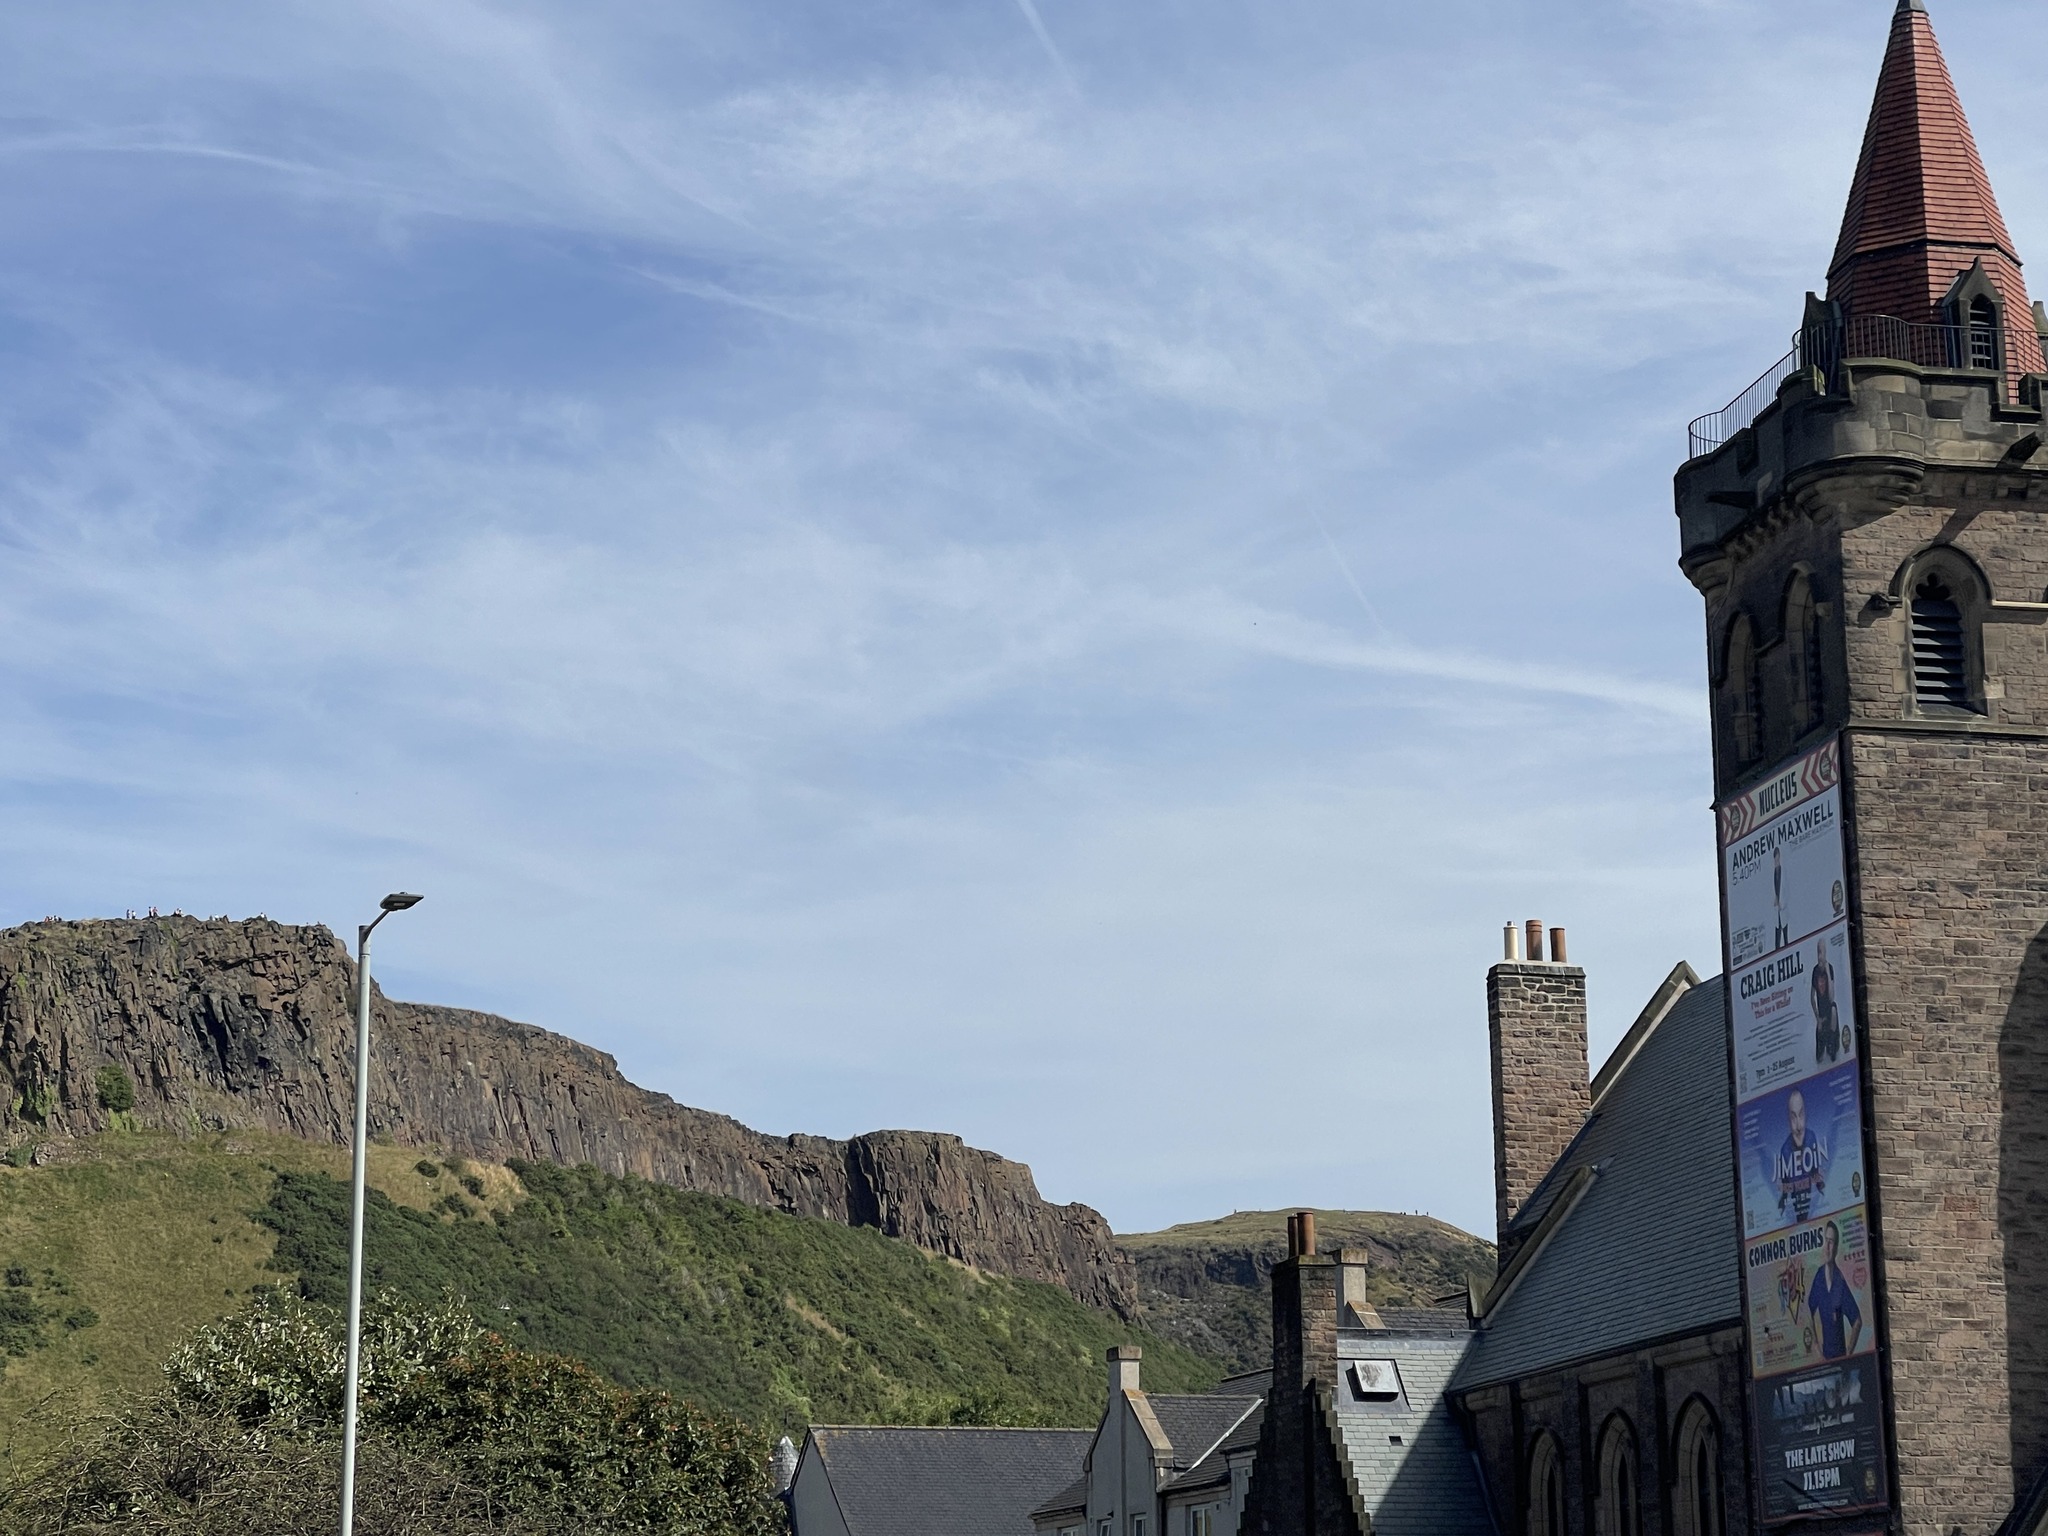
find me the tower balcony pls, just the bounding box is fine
[1674,315,2048,587]
[1686,315,2048,461]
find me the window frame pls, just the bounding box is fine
[1721,614,1763,774]
[1671,1399,1724,1536]
[1596,1415,1642,1536]
[1526,1432,1565,1536]
[1784,573,1826,736]
[1895,548,1990,719]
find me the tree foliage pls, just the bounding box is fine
[0,1291,785,1536]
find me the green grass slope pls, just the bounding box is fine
[0,1133,1219,1462]
[1120,1208,1495,1373]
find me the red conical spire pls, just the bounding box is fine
[1827,0,2038,361]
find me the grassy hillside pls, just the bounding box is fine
[1121,1208,1495,1372]
[0,1132,1221,1464]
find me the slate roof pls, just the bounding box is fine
[805,1426,1093,1536]
[1161,1400,1265,1493]
[1030,1474,1088,1522]
[1451,975,1740,1392]
[1332,1330,1493,1536]
[1373,1307,1472,1335]
[1146,1394,1262,1473]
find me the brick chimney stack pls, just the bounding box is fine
[1241,1214,1366,1536]
[1486,921,1589,1251]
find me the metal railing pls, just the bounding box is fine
[1687,347,1802,459]
[1685,318,2048,460]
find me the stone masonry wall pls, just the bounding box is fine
[1677,365,2048,1534]
[1456,1328,1749,1536]
[0,916,1137,1317]
[1488,964,1591,1249]
[1844,732,2048,1536]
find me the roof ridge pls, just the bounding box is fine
[1589,960,1699,1107]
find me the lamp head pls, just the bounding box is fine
[379,892,424,912]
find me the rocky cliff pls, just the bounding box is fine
[0,917,1134,1316]
[1117,1209,1494,1370]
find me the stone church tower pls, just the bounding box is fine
[1678,3,2048,1532]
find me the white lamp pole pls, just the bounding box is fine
[339,891,423,1536]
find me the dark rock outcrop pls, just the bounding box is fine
[0,917,1135,1317]
[1117,1209,1494,1370]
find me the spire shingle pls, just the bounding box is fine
[1826,1,2035,350]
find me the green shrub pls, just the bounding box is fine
[95,1066,136,1114]
[459,1174,485,1200]
[414,1160,441,1178]
[0,1292,786,1536]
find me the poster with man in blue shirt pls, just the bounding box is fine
[1808,1220,1863,1360]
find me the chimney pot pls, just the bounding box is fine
[1550,927,1568,965]
[1503,922,1521,962]
[1525,919,1545,964]
[1297,1210,1316,1256]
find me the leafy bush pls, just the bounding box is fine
[96,1067,137,1114]
[0,1291,784,1536]
[414,1160,441,1178]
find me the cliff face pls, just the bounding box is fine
[0,917,1134,1317]
[1117,1210,1495,1371]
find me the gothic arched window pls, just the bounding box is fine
[1786,576,1825,734]
[1723,617,1762,771]
[1527,1434,1566,1536]
[1673,1401,1724,1536]
[1910,572,1973,711]
[1596,1417,1641,1536]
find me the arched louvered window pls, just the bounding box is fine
[1910,573,1972,710]
[1527,1434,1566,1536]
[1724,618,1762,770]
[1596,1418,1641,1536]
[1787,576,1825,734]
[1969,295,1999,371]
[1673,1401,1724,1536]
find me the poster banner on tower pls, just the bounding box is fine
[1720,741,1845,971]
[1732,921,1857,1110]
[1719,735,1888,1523]
[1751,1356,1888,1522]
[1738,1060,1868,1238]
[1743,1205,1877,1379]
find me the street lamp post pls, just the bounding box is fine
[339,891,423,1536]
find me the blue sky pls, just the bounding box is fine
[3,0,2043,1240]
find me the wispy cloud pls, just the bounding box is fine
[1011,0,1080,96]
[0,0,2027,1232]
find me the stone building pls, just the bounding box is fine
[1456,3,2048,1534]
[793,4,2048,1533]
[1454,943,1747,1536]
[1679,0,2048,1530]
